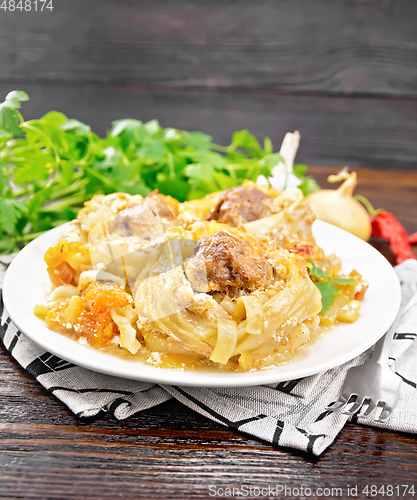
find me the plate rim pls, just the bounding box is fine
[3,220,401,387]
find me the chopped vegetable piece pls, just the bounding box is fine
[47,261,76,287]
[43,282,134,349]
[84,282,131,319]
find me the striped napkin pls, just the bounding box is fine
[1,255,416,456]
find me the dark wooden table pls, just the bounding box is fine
[1,167,416,500]
[1,0,417,171]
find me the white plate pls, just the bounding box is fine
[3,220,401,387]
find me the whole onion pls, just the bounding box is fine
[307,171,371,241]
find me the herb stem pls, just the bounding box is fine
[83,165,113,186]
[0,144,38,159]
[49,178,89,200]
[39,194,86,212]
[14,230,48,242]
[22,123,62,165]
[168,154,175,180]
[212,143,233,154]
[226,164,238,185]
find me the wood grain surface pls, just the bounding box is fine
[1,167,416,499]
[1,82,416,170]
[1,0,416,96]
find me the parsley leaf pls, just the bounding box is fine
[0,107,23,136]
[293,164,321,196]
[315,280,342,315]
[0,198,27,233]
[308,261,357,314]
[308,261,330,280]
[184,131,212,150]
[231,130,262,155]
[4,90,29,108]
[298,176,321,196]
[0,91,29,136]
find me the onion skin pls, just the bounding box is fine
[306,172,372,241]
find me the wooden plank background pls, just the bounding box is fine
[0,0,416,169]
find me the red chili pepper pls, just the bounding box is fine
[409,232,417,245]
[371,212,416,264]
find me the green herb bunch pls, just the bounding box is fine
[0,90,315,254]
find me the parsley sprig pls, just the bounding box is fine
[308,262,357,314]
[0,90,317,255]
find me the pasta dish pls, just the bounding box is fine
[34,180,368,372]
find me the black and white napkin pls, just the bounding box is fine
[1,256,416,456]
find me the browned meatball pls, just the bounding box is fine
[206,186,272,227]
[186,231,273,292]
[109,191,179,237]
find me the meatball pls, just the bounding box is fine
[186,231,273,292]
[206,185,272,227]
